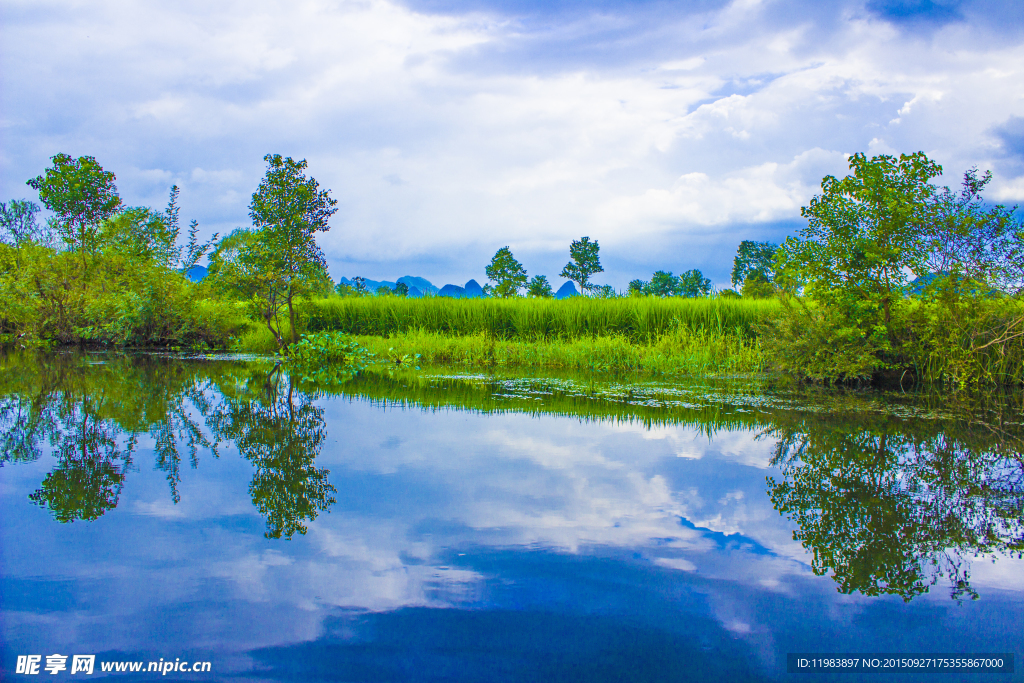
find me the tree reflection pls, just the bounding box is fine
[211,371,335,539]
[766,403,1024,601]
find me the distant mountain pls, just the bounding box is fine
[463,279,484,298]
[408,286,424,298]
[337,276,396,293]
[397,276,438,294]
[555,281,579,299]
[438,284,466,298]
[184,265,207,282]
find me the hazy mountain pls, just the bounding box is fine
[397,276,438,294]
[555,282,579,299]
[438,284,466,298]
[463,279,484,298]
[184,265,207,282]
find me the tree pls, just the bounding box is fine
[27,154,122,261]
[781,152,942,327]
[645,270,678,297]
[394,281,410,296]
[0,199,47,246]
[678,269,711,298]
[560,236,603,294]
[741,271,774,298]
[247,154,338,348]
[527,274,553,298]
[485,246,528,298]
[628,279,646,296]
[730,240,778,287]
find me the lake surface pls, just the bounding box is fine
[2,352,1023,681]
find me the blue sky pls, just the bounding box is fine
[2,0,1022,289]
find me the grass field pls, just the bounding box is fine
[230,295,775,376]
[300,295,781,342]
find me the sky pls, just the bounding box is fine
[2,0,1023,290]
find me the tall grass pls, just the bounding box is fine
[301,295,780,343]
[352,328,766,375]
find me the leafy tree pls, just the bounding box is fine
[628,279,646,296]
[222,154,337,349]
[730,240,778,287]
[781,152,942,328]
[593,284,617,299]
[394,281,410,297]
[527,274,553,298]
[0,199,48,246]
[27,154,122,261]
[677,269,711,298]
[740,272,774,298]
[485,246,528,298]
[560,236,603,294]
[645,270,678,297]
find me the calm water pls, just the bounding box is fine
[2,352,1023,681]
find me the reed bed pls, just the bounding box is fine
[301,295,780,343]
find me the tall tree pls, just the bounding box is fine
[247,154,337,348]
[485,246,528,298]
[27,154,122,263]
[730,240,778,287]
[560,236,603,294]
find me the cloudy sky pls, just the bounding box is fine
[2,0,1022,289]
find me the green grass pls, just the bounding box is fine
[227,296,778,376]
[353,328,765,375]
[301,295,781,343]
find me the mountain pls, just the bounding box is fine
[555,281,579,299]
[438,284,466,298]
[184,265,207,282]
[397,276,438,294]
[463,279,484,298]
[337,276,396,293]
[408,286,424,298]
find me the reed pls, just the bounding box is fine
[300,295,780,343]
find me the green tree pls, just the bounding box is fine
[560,236,603,294]
[782,152,942,329]
[645,270,678,297]
[730,240,778,287]
[222,154,337,349]
[0,199,47,246]
[677,269,711,298]
[628,279,646,296]
[527,274,553,298]
[740,272,774,298]
[485,246,528,298]
[27,154,122,262]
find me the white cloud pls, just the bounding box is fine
[2,0,1022,285]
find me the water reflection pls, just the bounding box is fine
[4,352,1024,679]
[1,353,332,538]
[766,407,1024,601]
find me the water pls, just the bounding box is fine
[2,352,1023,681]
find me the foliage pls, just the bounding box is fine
[485,246,528,298]
[740,272,774,298]
[527,274,553,298]
[281,331,371,385]
[645,271,677,297]
[731,240,778,287]
[770,151,1024,386]
[27,154,122,258]
[677,269,712,298]
[0,199,48,246]
[560,236,603,293]
[220,154,338,350]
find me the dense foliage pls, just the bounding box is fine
[768,153,1024,386]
